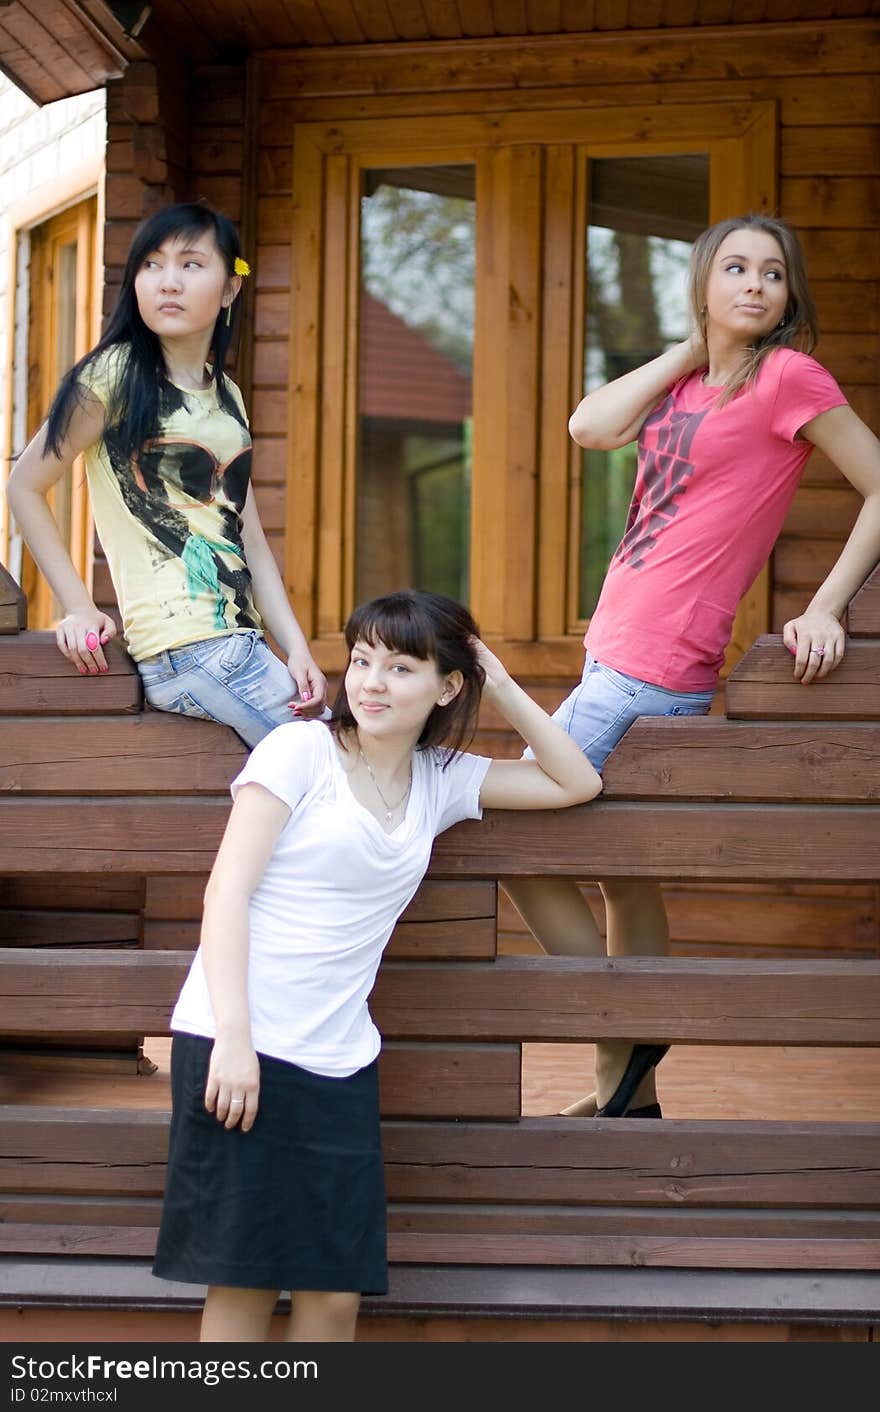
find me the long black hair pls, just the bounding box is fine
[43,202,246,460]
[331,590,486,762]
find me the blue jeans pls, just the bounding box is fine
[137,631,300,748]
[526,652,714,772]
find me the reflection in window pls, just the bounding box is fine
[579,156,709,618]
[356,166,474,604]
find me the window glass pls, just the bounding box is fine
[579,155,709,618]
[356,165,474,603]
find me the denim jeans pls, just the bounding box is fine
[525,652,714,772]
[137,631,300,748]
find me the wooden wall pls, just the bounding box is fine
[87,22,880,964]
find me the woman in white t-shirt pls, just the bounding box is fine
[153,588,601,1343]
[505,213,880,1121]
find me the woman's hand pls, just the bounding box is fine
[55,609,117,675]
[287,649,328,718]
[782,609,846,684]
[204,1035,261,1131]
[471,638,512,693]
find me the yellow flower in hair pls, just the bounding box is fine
[234,257,251,277]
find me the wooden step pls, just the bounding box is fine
[1,1257,877,1325]
[0,715,245,794]
[0,633,140,714]
[726,635,880,718]
[2,949,878,1045]
[2,796,880,879]
[2,1107,877,1209]
[603,718,880,801]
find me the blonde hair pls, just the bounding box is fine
[689,214,818,405]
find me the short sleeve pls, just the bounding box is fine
[230,719,327,814]
[431,750,493,836]
[76,345,127,413]
[770,351,848,443]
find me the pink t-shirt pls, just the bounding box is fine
[584,348,847,692]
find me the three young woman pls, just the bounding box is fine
[7,202,326,746]
[152,590,601,1342]
[506,213,880,1119]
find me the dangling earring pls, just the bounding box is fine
[777,316,786,329]
[224,301,232,327]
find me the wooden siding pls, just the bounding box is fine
[90,17,880,974]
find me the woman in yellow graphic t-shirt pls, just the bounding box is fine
[7,202,326,747]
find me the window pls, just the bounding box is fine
[289,103,774,675]
[356,166,474,604]
[578,155,709,619]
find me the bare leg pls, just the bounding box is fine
[200,1285,279,1341]
[502,878,606,1114]
[287,1290,360,1342]
[598,878,670,1109]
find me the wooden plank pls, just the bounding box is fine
[3,797,880,879]
[602,719,880,803]
[2,949,879,1044]
[0,911,140,947]
[372,957,880,1045]
[5,1196,880,1247]
[0,1222,875,1271]
[0,878,144,912]
[261,26,880,98]
[0,634,139,714]
[143,913,497,958]
[0,565,26,634]
[379,1041,520,1117]
[782,125,880,177]
[3,1106,878,1208]
[848,566,880,637]
[725,635,880,719]
[0,716,245,795]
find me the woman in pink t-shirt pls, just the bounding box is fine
[506,213,880,1120]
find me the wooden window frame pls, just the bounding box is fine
[1,158,104,626]
[288,103,775,677]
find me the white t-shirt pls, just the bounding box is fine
[170,720,492,1076]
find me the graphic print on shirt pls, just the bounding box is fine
[103,426,260,631]
[613,397,709,571]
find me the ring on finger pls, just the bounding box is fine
[229,1097,244,1107]
[809,648,825,657]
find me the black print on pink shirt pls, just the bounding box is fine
[613,397,709,571]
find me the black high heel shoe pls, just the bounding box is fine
[595,1043,669,1118]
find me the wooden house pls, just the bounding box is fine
[0,1,878,1342]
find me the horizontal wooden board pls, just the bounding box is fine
[848,570,880,636]
[0,634,140,715]
[379,1042,519,1118]
[0,716,245,795]
[3,797,880,879]
[142,913,497,959]
[2,949,878,1045]
[3,1106,878,1208]
[725,635,880,719]
[0,911,140,947]
[1,1223,875,1271]
[603,719,880,802]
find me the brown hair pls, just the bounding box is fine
[331,590,485,762]
[689,214,818,405]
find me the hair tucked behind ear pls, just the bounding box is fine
[689,213,818,405]
[43,201,246,461]
[331,590,485,762]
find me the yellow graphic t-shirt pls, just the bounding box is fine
[79,347,263,661]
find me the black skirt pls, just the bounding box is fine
[152,1033,388,1294]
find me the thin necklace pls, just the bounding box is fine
[358,746,412,823]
